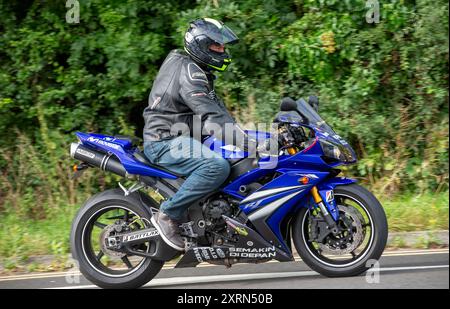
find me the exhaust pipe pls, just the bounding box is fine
[70,143,128,177]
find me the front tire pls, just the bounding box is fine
[292,184,388,277]
[70,189,164,289]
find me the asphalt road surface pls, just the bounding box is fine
[0,249,448,289]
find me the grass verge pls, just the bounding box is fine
[381,191,449,232]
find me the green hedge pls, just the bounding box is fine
[0,1,448,219]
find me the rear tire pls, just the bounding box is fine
[292,184,388,277]
[70,189,164,289]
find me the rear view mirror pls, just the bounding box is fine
[308,95,319,112]
[280,97,297,111]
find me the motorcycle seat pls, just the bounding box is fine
[113,135,142,148]
[133,149,184,178]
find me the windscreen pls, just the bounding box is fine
[296,99,336,136]
[296,99,357,163]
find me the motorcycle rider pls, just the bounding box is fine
[143,18,256,251]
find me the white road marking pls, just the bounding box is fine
[48,264,449,289]
[0,249,447,282]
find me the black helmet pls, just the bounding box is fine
[184,18,239,72]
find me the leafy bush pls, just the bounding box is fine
[0,0,448,223]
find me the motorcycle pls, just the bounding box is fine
[69,97,388,289]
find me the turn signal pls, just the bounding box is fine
[299,176,309,184]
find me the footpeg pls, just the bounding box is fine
[179,221,198,238]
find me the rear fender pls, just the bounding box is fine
[78,188,158,217]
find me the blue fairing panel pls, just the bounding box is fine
[237,169,330,251]
[317,177,357,190]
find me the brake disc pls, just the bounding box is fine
[318,205,366,255]
[99,224,126,258]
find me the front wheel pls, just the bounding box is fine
[292,184,388,277]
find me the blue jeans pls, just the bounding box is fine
[143,136,231,221]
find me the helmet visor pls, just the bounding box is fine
[207,24,239,45]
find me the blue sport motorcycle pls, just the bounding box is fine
[69,97,388,289]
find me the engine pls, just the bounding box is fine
[202,198,233,231]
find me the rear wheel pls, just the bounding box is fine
[71,189,164,289]
[292,184,388,277]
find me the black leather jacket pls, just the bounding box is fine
[143,49,252,150]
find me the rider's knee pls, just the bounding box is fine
[219,158,231,177]
[208,158,230,185]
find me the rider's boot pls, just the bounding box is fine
[151,212,185,251]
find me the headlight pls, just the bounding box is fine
[319,140,345,162]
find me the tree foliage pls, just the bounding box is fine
[0,0,448,214]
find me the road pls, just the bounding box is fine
[0,249,448,289]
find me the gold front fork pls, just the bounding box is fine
[287,147,297,155]
[310,186,323,203]
[310,186,338,233]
